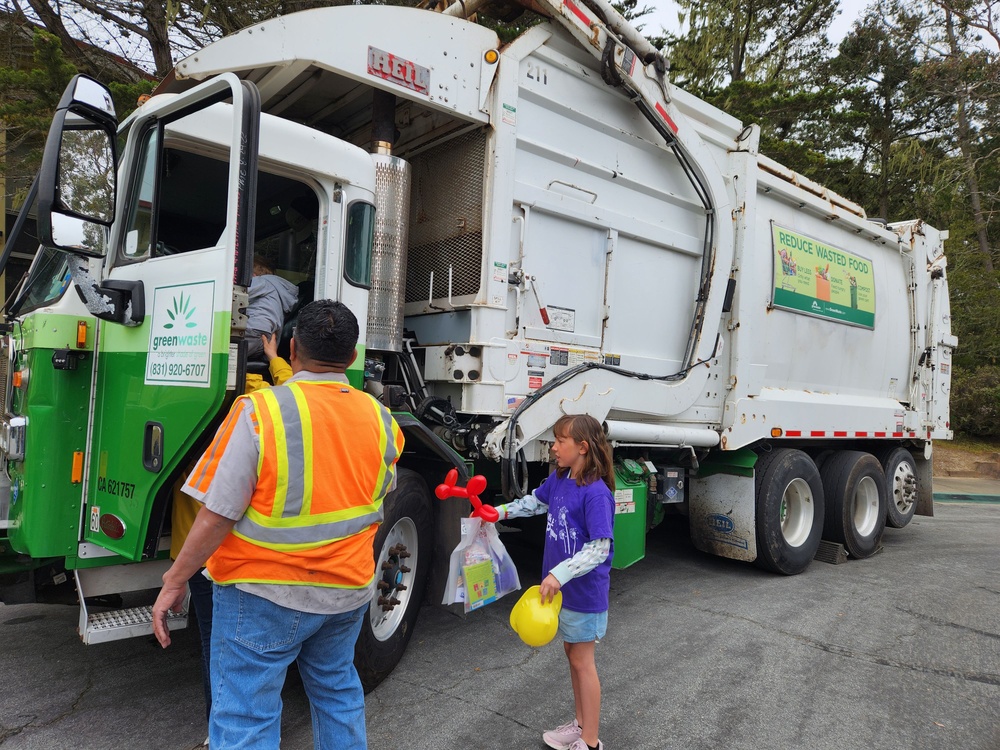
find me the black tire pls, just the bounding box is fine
[810,449,835,473]
[354,468,433,692]
[874,446,918,529]
[820,451,887,559]
[754,448,825,575]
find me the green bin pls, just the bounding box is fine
[611,459,647,569]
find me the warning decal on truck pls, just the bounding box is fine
[145,281,215,387]
[771,224,875,329]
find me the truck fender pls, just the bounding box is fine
[391,412,470,604]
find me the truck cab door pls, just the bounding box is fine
[82,74,260,560]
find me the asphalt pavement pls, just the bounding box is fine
[0,499,997,750]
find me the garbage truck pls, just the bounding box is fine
[0,0,954,689]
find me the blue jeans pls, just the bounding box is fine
[209,585,367,750]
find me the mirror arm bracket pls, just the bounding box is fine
[68,256,144,326]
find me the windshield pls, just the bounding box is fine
[15,247,73,314]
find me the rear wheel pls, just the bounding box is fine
[754,448,824,575]
[820,451,887,559]
[875,447,917,528]
[355,468,433,692]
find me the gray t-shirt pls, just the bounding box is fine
[247,273,299,335]
[184,371,374,615]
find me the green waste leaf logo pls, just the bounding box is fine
[164,293,198,329]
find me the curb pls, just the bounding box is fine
[933,493,1000,504]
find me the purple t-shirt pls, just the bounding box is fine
[536,472,615,613]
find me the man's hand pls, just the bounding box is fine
[151,506,237,648]
[539,572,561,604]
[261,332,279,361]
[152,572,188,648]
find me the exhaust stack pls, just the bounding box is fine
[367,90,412,353]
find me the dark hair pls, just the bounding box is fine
[293,300,359,365]
[552,414,615,492]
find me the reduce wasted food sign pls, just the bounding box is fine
[771,224,875,329]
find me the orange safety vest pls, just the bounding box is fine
[207,379,404,588]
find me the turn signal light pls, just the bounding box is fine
[77,320,88,348]
[484,49,499,64]
[770,428,783,438]
[71,451,84,483]
[11,371,22,388]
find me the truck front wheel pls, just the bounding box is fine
[874,447,917,529]
[754,448,824,575]
[355,468,432,692]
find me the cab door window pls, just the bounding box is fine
[119,126,230,262]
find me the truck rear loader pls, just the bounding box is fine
[0,0,954,689]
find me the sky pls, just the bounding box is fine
[641,0,871,45]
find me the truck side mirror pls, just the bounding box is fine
[37,75,119,258]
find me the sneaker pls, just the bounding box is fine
[543,719,582,750]
[567,740,603,750]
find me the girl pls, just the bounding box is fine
[497,413,615,750]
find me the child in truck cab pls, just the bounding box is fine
[246,257,299,359]
[495,414,615,750]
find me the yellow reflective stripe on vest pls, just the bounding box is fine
[254,388,291,517]
[251,384,315,519]
[370,397,402,504]
[234,501,383,551]
[237,380,399,551]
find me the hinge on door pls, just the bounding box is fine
[231,287,249,334]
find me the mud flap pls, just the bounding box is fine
[689,469,757,563]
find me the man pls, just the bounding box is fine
[153,300,403,750]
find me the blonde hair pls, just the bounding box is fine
[552,414,614,492]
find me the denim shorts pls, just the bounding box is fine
[558,608,608,643]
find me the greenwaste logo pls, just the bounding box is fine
[164,292,197,330]
[152,291,208,351]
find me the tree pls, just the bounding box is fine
[825,2,952,221]
[0,27,76,202]
[922,2,1000,272]
[0,26,153,190]
[661,0,847,184]
[666,0,839,93]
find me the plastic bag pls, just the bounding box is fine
[442,517,521,612]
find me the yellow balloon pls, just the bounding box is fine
[509,585,562,647]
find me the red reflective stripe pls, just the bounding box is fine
[855,432,867,437]
[874,432,886,437]
[810,431,825,437]
[892,432,904,437]
[786,430,801,437]
[654,102,680,133]
[563,0,591,26]
[833,431,847,437]
[908,432,916,437]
